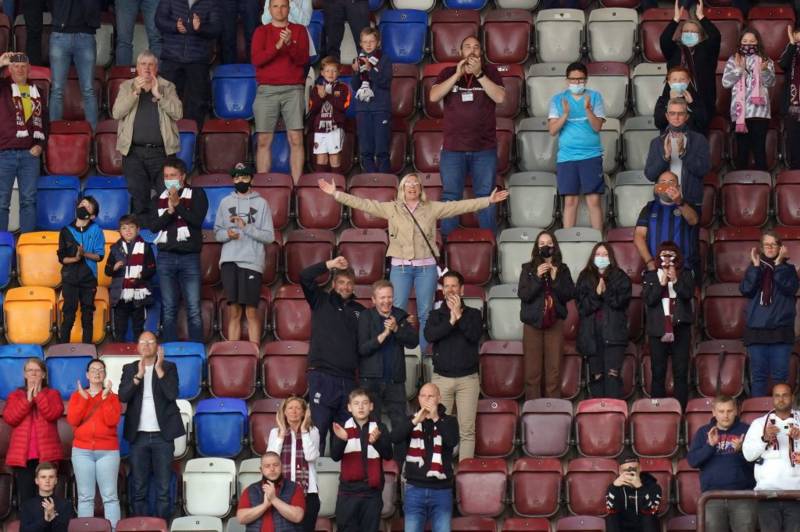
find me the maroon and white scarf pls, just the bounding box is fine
[759,255,776,306]
[657,254,678,343]
[406,421,446,480]
[355,51,381,102]
[155,187,193,244]
[11,83,45,141]
[789,46,800,120]
[762,410,800,466]
[281,431,309,494]
[340,418,382,489]
[120,237,151,303]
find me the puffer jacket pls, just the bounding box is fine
[576,267,632,356]
[155,0,222,64]
[642,268,694,337]
[111,76,182,156]
[518,261,575,328]
[3,388,65,467]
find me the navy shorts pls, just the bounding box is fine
[556,155,605,196]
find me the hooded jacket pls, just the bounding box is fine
[576,266,632,356]
[687,417,755,491]
[214,190,275,274]
[605,472,662,528]
[357,305,419,382]
[743,410,800,490]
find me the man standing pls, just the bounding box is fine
[236,452,305,532]
[118,331,185,520]
[424,270,482,460]
[324,0,369,61]
[0,52,46,233]
[605,452,661,532]
[429,36,505,238]
[687,395,756,532]
[743,383,800,531]
[19,462,73,531]
[112,50,182,219]
[115,0,162,65]
[22,0,47,66]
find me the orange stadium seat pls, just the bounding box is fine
[57,286,110,344]
[4,286,57,345]
[262,340,309,398]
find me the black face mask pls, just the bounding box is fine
[76,206,90,220]
[234,181,251,194]
[539,245,554,259]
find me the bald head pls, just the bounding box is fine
[418,383,440,405]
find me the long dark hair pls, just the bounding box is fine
[578,242,619,287]
[529,230,564,270]
[737,27,769,61]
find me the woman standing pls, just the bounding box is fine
[518,230,575,400]
[67,359,122,529]
[267,396,321,532]
[779,25,800,169]
[576,242,632,399]
[3,358,64,507]
[740,232,799,397]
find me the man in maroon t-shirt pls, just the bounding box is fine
[429,36,505,238]
[236,452,306,532]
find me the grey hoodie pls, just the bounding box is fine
[214,190,275,273]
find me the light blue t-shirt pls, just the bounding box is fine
[548,88,606,163]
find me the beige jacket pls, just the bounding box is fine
[111,76,182,156]
[333,191,491,259]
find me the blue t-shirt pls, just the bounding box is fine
[548,88,606,163]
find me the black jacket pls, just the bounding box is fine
[155,0,222,64]
[642,269,694,337]
[605,472,662,529]
[301,262,365,378]
[644,129,710,208]
[20,494,73,531]
[358,306,419,382]
[149,186,208,254]
[424,302,482,378]
[51,0,101,33]
[654,85,710,135]
[779,43,799,116]
[576,267,632,357]
[118,359,185,443]
[391,404,459,489]
[518,262,575,328]
[104,238,157,307]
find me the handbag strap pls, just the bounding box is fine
[403,203,439,259]
[76,397,105,430]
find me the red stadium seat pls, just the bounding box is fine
[57,415,74,459]
[520,398,573,458]
[556,516,606,532]
[390,118,409,174]
[703,283,747,340]
[199,230,221,287]
[621,344,638,399]
[218,286,271,341]
[712,225,761,283]
[628,284,644,342]
[496,117,514,175]
[721,170,771,227]
[639,9,674,62]
[106,66,136,113]
[0,15,9,54]
[606,227,644,284]
[483,9,533,64]
[511,458,562,517]
[455,458,508,517]
[382,459,399,519]
[263,229,282,287]
[775,170,800,226]
[494,64,525,119]
[272,284,311,341]
[45,121,92,176]
[630,398,682,458]
[451,517,497,532]
[776,226,800,273]
[295,173,346,230]
[714,62,731,118]
[252,173,293,230]
[63,66,103,122]
[701,172,719,228]
[575,398,627,457]
[445,229,495,286]
[305,120,356,175]
[730,118,780,171]
[338,228,388,284]
[262,340,309,398]
[199,119,250,174]
[707,116,727,172]
[421,65,452,120]
[314,518,333,532]
[740,396,772,425]
[479,340,524,399]
[707,7,744,60]
[561,349,583,400]
[249,398,283,455]
[694,340,746,398]
[502,517,550,532]
[684,398,714,449]
[475,399,518,458]
[412,119,444,173]
[641,344,675,398]
[748,6,796,60]
[284,229,336,284]
[665,515,698,532]
[95,119,122,176]
[207,341,259,399]
[0,465,10,520]
[347,173,398,229]
[67,518,112,531]
[116,517,169,531]
[391,63,420,120]
[419,172,444,201]
[639,457,673,515]
[676,459,701,515]
[565,458,618,516]
[431,10,480,63]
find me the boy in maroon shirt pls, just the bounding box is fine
[308,57,351,174]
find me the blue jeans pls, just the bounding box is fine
[390,263,437,354]
[49,32,98,130]
[129,432,174,520]
[72,448,121,528]
[115,0,162,65]
[357,110,391,173]
[158,251,202,343]
[748,343,792,397]
[439,148,497,237]
[404,484,453,532]
[0,149,39,232]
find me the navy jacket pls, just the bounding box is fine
[740,262,799,330]
[52,0,101,32]
[644,130,710,208]
[687,417,755,491]
[349,55,393,113]
[156,0,222,64]
[358,305,419,382]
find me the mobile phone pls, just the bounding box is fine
[9,53,27,64]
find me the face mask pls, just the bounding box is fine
[164,179,180,191]
[681,32,699,47]
[234,181,251,194]
[669,82,688,93]
[594,256,610,270]
[568,83,585,95]
[739,44,758,56]
[539,245,554,259]
[76,206,90,220]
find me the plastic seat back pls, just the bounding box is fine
[748,6,796,60]
[208,342,259,399]
[565,458,619,516]
[430,10,480,63]
[284,229,336,284]
[0,232,15,290]
[484,10,533,65]
[495,64,525,119]
[721,170,771,227]
[177,120,198,173]
[455,458,508,517]
[199,119,250,175]
[379,10,429,64]
[511,458,562,517]
[516,117,557,172]
[3,287,57,345]
[347,173,398,229]
[535,9,585,63]
[702,283,746,340]
[412,118,444,172]
[45,343,96,400]
[0,344,44,399]
[587,8,638,62]
[694,340,747,398]
[525,62,571,118]
[45,121,92,176]
[194,398,249,458]
[487,284,522,341]
[94,119,122,176]
[272,285,312,341]
[575,398,627,457]
[192,174,235,230]
[586,62,629,120]
[338,228,389,284]
[444,229,495,286]
[36,175,80,231]
[554,228,601,280]
[211,64,257,120]
[116,517,169,532]
[67,518,112,531]
[391,63,420,119]
[632,63,667,116]
[497,227,542,285]
[676,459,700,515]
[252,173,293,230]
[507,172,557,228]
[639,9,673,62]
[479,340,524,399]
[622,116,659,170]
[262,341,309,398]
[170,516,223,532]
[630,398,682,457]
[712,225,761,283]
[475,399,518,458]
[83,176,130,230]
[182,457,236,518]
[163,342,206,401]
[613,171,654,227]
[521,398,573,457]
[249,398,282,455]
[316,457,341,518]
[296,173,346,230]
[775,171,800,226]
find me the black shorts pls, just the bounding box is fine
[221,263,262,308]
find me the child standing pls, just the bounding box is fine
[57,197,105,344]
[105,214,156,342]
[308,56,350,174]
[722,27,775,171]
[351,27,392,173]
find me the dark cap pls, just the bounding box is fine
[617,450,639,466]
[230,162,254,178]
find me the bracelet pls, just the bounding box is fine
[475,72,484,80]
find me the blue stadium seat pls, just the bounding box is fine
[191,174,235,230]
[0,345,44,400]
[194,397,248,457]
[118,414,130,457]
[252,132,290,175]
[379,10,428,64]
[0,232,15,290]
[211,64,257,120]
[163,341,205,400]
[36,176,81,230]
[177,120,198,174]
[309,11,324,64]
[369,0,384,9]
[83,176,130,230]
[443,0,487,8]
[44,344,96,400]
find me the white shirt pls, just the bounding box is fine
[267,427,320,494]
[742,410,800,490]
[137,365,161,432]
[669,135,683,184]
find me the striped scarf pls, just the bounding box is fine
[120,237,151,303]
[341,418,382,489]
[281,431,309,494]
[406,420,446,480]
[155,187,192,244]
[11,83,44,140]
[657,267,677,343]
[762,410,800,467]
[734,55,766,133]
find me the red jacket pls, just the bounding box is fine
[251,22,309,86]
[67,391,121,451]
[3,388,64,467]
[308,80,350,134]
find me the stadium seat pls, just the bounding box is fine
[629,398,682,458]
[262,340,309,398]
[562,349,583,401]
[430,10,479,63]
[284,229,336,285]
[701,172,719,227]
[199,119,250,175]
[721,170,771,227]
[484,10,533,65]
[487,284,522,341]
[455,458,507,517]
[56,287,109,344]
[684,397,713,449]
[412,118,444,173]
[475,399,518,457]
[631,63,667,117]
[444,229,495,286]
[195,232,220,287]
[564,458,619,516]
[740,396,773,425]
[96,229,122,289]
[45,121,92,176]
[694,340,746,398]
[105,66,136,113]
[535,9,585,63]
[507,172,557,228]
[338,228,388,284]
[520,398,572,457]
[36,175,80,231]
[665,515,698,532]
[586,63,629,120]
[379,10,428,64]
[94,120,122,176]
[211,64,257,120]
[346,173,398,229]
[703,283,746,340]
[194,398,249,458]
[381,459,400,519]
[3,520,18,532]
[714,62,731,117]
[389,118,409,174]
[510,458,562,517]
[390,63,420,120]
[587,8,638,63]
[516,118,557,173]
[575,398,627,457]
[207,341,259,399]
[192,174,235,231]
[218,285,270,340]
[62,66,103,122]
[316,457,341,518]
[177,119,198,174]
[161,342,205,402]
[248,398,282,455]
[638,457,672,515]
[706,7,744,60]
[606,227,644,284]
[493,64,526,120]
[67,518,112,531]
[295,173,346,230]
[599,118,621,175]
[676,459,700,515]
[556,516,606,532]
[622,116,659,171]
[638,9,673,62]
[45,343,95,400]
[613,171,654,228]
[0,402,9,458]
[251,173,293,230]
[170,516,223,532]
[116,517,169,532]
[3,287,57,345]
[497,227,541,285]
[98,343,139,393]
[0,14,8,52]
[421,63,451,120]
[272,285,311,341]
[554,228,602,279]
[711,225,760,283]
[175,285,216,343]
[236,457,261,496]
[524,62,570,118]
[0,232,13,290]
[0,344,44,399]
[776,170,800,226]
[83,176,130,230]
[748,6,795,60]
[479,340,524,398]
[496,117,515,176]
[448,517,496,532]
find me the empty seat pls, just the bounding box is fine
[105,66,136,113]
[494,64,525,119]
[347,173,398,229]
[721,170,771,227]
[535,9,585,63]
[218,286,271,342]
[632,63,667,116]
[208,341,259,399]
[252,173,293,230]
[36,175,80,231]
[638,457,672,515]
[479,340,524,398]
[575,398,627,457]
[211,64,257,120]
[183,457,237,518]
[389,118,410,174]
[316,457,341,518]
[748,6,795,60]
[701,172,719,227]
[170,516,223,532]
[177,119,198,173]
[525,62,571,118]
[554,228,602,280]
[379,10,428,64]
[694,340,746,398]
[556,516,605,532]
[116,517,169,532]
[711,225,761,283]
[587,9,637,62]
[629,398,682,457]
[272,285,312,341]
[507,172,557,228]
[338,228,388,284]
[412,119,444,172]
[3,287,57,345]
[665,515,698,532]
[497,228,541,285]
[296,173,346,230]
[45,121,92,176]
[487,284,522,341]
[455,458,507,517]
[740,396,773,425]
[56,287,109,344]
[162,342,205,402]
[192,174,235,230]
[775,170,800,226]
[516,118,557,173]
[564,458,619,516]
[586,62,629,120]
[391,63,420,119]
[613,171,655,227]
[194,398,248,458]
[284,229,336,285]
[703,283,746,340]
[675,459,700,515]
[83,176,130,230]
[484,10,533,65]
[600,118,621,175]
[199,119,250,175]
[421,64,449,119]
[67,518,112,531]
[249,398,282,455]
[98,343,139,393]
[511,458,562,517]
[520,398,573,457]
[94,119,122,176]
[606,227,644,283]
[0,345,44,399]
[444,229,495,286]
[622,116,659,171]
[684,397,714,449]
[262,340,309,398]
[475,399,518,458]
[639,9,673,62]
[430,10,480,63]
[45,343,96,400]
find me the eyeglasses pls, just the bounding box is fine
[567,77,586,83]
[88,367,106,374]
[763,243,779,248]
[138,340,157,346]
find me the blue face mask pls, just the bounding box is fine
[594,256,610,270]
[164,179,181,191]
[681,32,699,47]
[669,82,688,93]
[568,83,585,95]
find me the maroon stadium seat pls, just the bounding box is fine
[252,173,293,230]
[565,458,618,516]
[561,348,583,400]
[0,15,9,54]
[412,119,445,173]
[556,516,606,532]
[641,343,675,398]
[707,116,727,172]
[67,518,112,531]
[455,458,508,517]
[63,66,103,121]
[628,284,644,342]
[105,66,136,113]
[639,9,674,62]
[475,398,518,458]
[729,118,780,171]
[218,286,271,341]
[249,398,283,455]
[116,517,168,531]
[338,228,388,284]
[207,341,259,399]
[347,173,398,229]
[740,396,773,425]
[4,521,18,532]
[684,397,714,449]
[607,227,645,284]
[263,229,282,287]
[714,62,731,118]
[431,10,480,63]
[199,118,250,174]
[496,117,514,175]
[95,120,122,176]
[295,173,346,230]
[639,457,673,515]
[501,517,550,532]
[483,9,533,65]
[748,6,796,60]
[630,398,682,458]
[305,120,356,175]
[479,340,524,399]
[694,340,747,398]
[621,344,638,399]
[676,459,701,515]
[45,120,92,176]
[176,286,217,342]
[707,7,744,60]
[0,465,10,520]
[701,172,719,228]
[712,225,761,283]
[390,118,409,175]
[421,65,452,120]
[0,401,10,460]
[391,63,420,120]
[665,515,698,532]
[451,517,497,532]
[511,457,562,517]
[272,284,311,341]
[419,172,444,201]
[703,283,747,340]
[57,414,73,459]
[563,300,579,343]
[445,228,495,286]
[520,398,573,458]
[262,340,309,398]
[7,66,51,108]
[775,170,800,226]
[314,517,333,532]
[284,229,336,285]
[494,64,525,119]
[775,226,800,271]
[575,398,627,457]
[381,459,399,519]
[199,230,221,286]
[721,170,771,226]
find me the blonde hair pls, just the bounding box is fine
[275,396,312,434]
[396,173,428,202]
